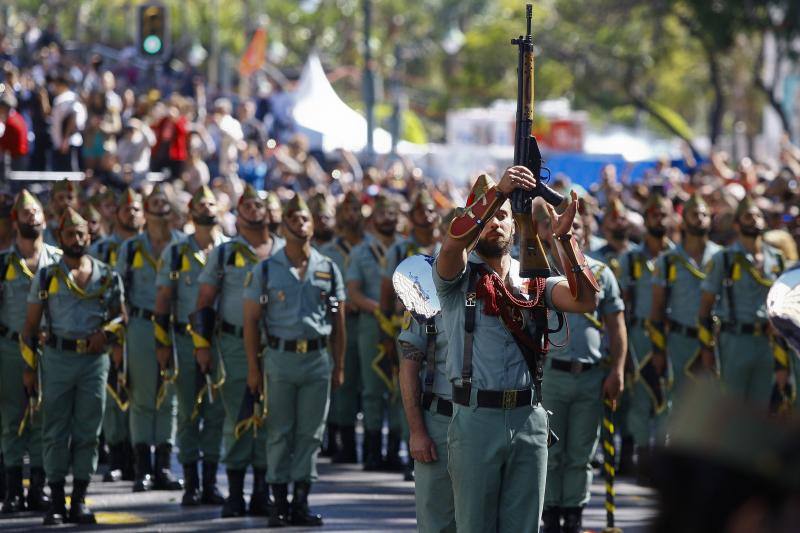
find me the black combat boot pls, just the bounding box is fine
[541,506,562,533]
[561,506,582,533]
[133,443,154,492]
[636,446,654,487]
[403,459,414,482]
[42,481,66,526]
[362,430,382,471]
[221,469,246,518]
[332,425,358,464]
[249,467,271,516]
[320,423,339,458]
[267,483,290,527]
[26,467,50,512]
[382,432,405,472]
[103,442,124,482]
[153,443,183,490]
[618,435,635,476]
[67,479,96,524]
[201,461,225,505]
[122,440,136,481]
[290,481,323,526]
[1,466,24,514]
[181,462,201,506]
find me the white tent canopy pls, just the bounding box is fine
[291,53,393,154]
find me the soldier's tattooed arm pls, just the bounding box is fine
[399,341,425,362]
[398,347,437,464]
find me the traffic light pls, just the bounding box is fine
[138,3,169,58]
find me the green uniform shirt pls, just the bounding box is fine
[653,241,721,328]
[701,241,785,325]
[346,233,397,302]
[243,247,345,339]
[547,256,624,364]
[619,241,675,321]
[115,230,184,312]
[198,235,284,327]
[433,253,564,390]
[319,237,358,300]
[89,233,124,267]
[0,243,62,333]
[28,256,124,339]
[398,313,451,399]
[156,233,229,324]
[383,235,441,279]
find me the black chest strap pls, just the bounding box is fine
[722,252,736,326]
[422,317,437,395]
[456,263,481,403]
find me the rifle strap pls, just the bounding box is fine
[456,263,481,404]
[722,252,737,326]
[422,317,437,395]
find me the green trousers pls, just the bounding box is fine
[218,333,267,470]
[175,332,225,465]
[357,314,402,432]
[327,316,361,426]
[414,398,456,533]
[0,338,43,468]
[102,391,129,446]
[447,390,549,533]
[264,346,331,483]
[666,330,701,408]
[127,316,176,445]
[719,332,773,407]
[41,346,109,483]
[542,363,604,508]
[627,325,668,447]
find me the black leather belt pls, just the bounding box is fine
[452,385,534,409]
[47,334,97,354]
[421,392,453,417]
[220,321,244,337]
[550,359,596,374]
[129,305,154,321]
[0,323,20,342]
[720,322,767,336]
[266,335,326,353]
[667,319,698,338]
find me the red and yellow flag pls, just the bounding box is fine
[239,27,267,77]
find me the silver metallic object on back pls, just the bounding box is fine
[767,265,800,356]
[392,255,441,320]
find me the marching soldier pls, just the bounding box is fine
[398,311,456,532]
[0,190,60,513]
[619,194,674,483]
[89,188,143,483]
[154,186,228,506]
[80,203,104,244]
[115,184,185,493]
[318,191,364,464]
[266,192,284,236]
[243,194,346,527]
[308,193,336,249]
[192,184,284,518]
[21,207,125,525]
[43,179,78,246]
[536,203,626,533]
[346,194,401,471]
[647,194,721,402]
[434,168,599,533]
[698,196,787,407]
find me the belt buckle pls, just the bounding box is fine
[76,338,88,353]
[570,360,582,375]
[502,389,517,409]
[296,339,308,353]
[168,271,180,281]
[465,292,476,307]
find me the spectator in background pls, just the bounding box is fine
[208,98,244,180]
[238,100,266,148]
[116,118,155,185]
[151,96,189,180]
[0,90,29,180]
[49,73,86,172]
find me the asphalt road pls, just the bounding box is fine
[0,458,657,532]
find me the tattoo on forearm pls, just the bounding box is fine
[399,341,424,362]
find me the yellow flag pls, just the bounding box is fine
[132,250,144,269]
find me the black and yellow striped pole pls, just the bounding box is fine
[602,398,623,533]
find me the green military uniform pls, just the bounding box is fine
[157,234,227,468]
[542,256,623,530]
[619,240,674,448]
[116,230,183,447]
[433,253,565,533]
[244,246,345,485]
[318,236,361,460]
[701,241,785,406]
[398,313,455,533]
[346,233,402,449]
[197,235,283,472]
[652,241,720,397]
[0,241,60,509]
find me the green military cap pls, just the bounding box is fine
[52,178,75,196]
[80,203,102,222]
[189,185,216,211]
[604,197,626,219]
[265,191,281,211]
[120,187,143,208]
[411,188,435,210]
[90,187,116,208]
[59,206,88,231]
[146,182,168,202]
[734,194,759,221]
[644,193,671,214]
[238,183,262,207]
[285,193,310,217]
[308,193,334,217]
[12,189,42,221]
[373,193,398,212]
[684,192,708,214]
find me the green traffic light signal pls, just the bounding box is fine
[143,35,163,55]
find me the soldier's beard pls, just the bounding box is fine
[315,227,335,242]
[611,229,628,240]
[18,223,42,240]
[63,243,88,258]
[740,224,763,238]
[647,226,667,239]
[194,214,217,226]
[268,222,280,233]
[376,223,396,237]
[685,224,709,237]
[475,236,512,258]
